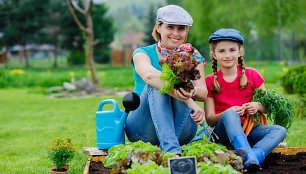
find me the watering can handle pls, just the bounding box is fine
[97,99,120,112]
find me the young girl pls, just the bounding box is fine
[205,28,286,172]
[125,5,207,155]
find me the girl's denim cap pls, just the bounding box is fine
[156,5,193,26]
[208,28,244,44]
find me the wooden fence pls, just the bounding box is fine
[111,48,133,66]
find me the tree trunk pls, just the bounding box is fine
[66,0,99,88]
[85,11,99,86]
[53,45,58,68]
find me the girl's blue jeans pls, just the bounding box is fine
[125,85,197,154]
[213,109,287,156]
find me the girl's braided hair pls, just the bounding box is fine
[209,42,247,93]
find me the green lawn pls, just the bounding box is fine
[0,88,123,174]
[0,88,305,174]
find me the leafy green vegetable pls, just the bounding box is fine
[102,140,242,173]
[159,48,201,94]
[197,162,241,174]
[181,139,243,171]
[103,141,160,168]
[159,64,180,94]
[126,162,168,174]
[252,89,294,129]
[181,138,227,157]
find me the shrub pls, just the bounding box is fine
[67,50,86,66]
[281,65,306,94]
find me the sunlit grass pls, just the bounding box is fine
[0,88,123,173]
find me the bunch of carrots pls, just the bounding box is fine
[242,112,267,136]
[242,89,294,136]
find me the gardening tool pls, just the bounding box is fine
[96,92,140,149]
[190,111,218,143]
[190,122,215,143]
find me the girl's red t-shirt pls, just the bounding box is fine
[205,65,264,115]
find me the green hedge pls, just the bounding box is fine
[281,65,306,94]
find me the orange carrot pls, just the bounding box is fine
[245,117,254,136]
[260,114,264,124]
[242,116,250,132]
[262,114,267,125]
[259,112,267,125]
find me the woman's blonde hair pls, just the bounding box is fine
[152,22,162,42]
[209,42,247,93]
[151,22,189,42]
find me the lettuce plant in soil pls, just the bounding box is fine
[100,139,243,173]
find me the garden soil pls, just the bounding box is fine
[88,152,306,174]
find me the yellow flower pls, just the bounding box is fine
[87,70,91,76]
[99,71,106,76]
[9,69,25,76]
[279,60,286,66]
[69,71,75,77]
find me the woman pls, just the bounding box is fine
[125,5,207,155]
[205,28,286,172]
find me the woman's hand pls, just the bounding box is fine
[230,105,246,116]
[185,99,205,125]
[244,102,260,115]
[174,88,194,100]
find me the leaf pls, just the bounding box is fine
[252,89,294,129]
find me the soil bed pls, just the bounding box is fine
[88,152,306,174]
[253,152,306,174]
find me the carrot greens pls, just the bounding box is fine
[252,89,294,129]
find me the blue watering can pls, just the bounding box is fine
[96,92,140,149]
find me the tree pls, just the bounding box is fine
[44,0,65,68]
[143,5,158,45]
[66,0,99,87]
[0,0,49,67]
[92,4,115,64]
[183,0,306,62]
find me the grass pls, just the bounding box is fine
[0,88,123,173]
[1,59,289,91]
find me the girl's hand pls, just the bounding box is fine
[174,88,193,100]
[244,102,260,115]
[231,105,245,116]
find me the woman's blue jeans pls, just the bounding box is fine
[213,109,286,157]
[125,85,197,154]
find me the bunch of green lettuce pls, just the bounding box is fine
[103,141,160,168]
[159,51,200,94]
[197,162,240,174]
[126,162,168,174]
